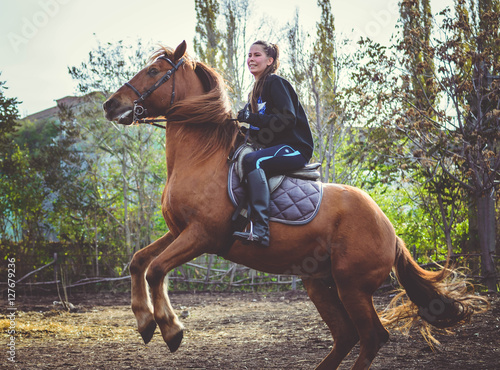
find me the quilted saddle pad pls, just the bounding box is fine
[228,164,323,225]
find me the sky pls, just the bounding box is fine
[0,0,453,117]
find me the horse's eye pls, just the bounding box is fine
[148,68,160,76]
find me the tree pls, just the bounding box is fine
[0,76,23,242]
[68,38,151,96]
[193,0,223,69]
[69,39,168,255]
[194,0,267,111]
[0,79,49,248]
[397,0,464,255]
[220,0,251,110]
[454,0,500,290]
[0,76,20,152]
[353,0,500,290]
[0,76,21,240]
[285,1,358,184]
[0,82,100,275]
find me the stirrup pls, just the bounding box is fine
[233,221,255,243]
[233,221,269,247]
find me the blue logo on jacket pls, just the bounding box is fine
[250,97,266,131]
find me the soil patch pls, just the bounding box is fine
[1,291,498,369]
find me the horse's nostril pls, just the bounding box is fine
[103,98,117,113]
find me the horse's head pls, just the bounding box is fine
[103,41,193,125]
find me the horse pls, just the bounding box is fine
[102,41,487,369]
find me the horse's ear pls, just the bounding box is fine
[174,40,187,62]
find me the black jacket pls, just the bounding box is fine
[245,74,314,161]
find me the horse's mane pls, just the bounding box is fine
[151,46,240,161]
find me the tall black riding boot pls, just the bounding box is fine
[233,168,270,247]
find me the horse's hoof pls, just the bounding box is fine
[167,330,183,353]
[140,321,157,344]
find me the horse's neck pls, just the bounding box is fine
[165,125,186,177]
[164,124,228,179]
[163,70,232,180]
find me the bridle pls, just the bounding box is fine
[124,56,185,126]
[122,55,240,131]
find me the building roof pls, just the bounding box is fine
[22,93,103,121]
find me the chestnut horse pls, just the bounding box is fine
[103,41,485,369]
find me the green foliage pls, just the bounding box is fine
[0,76,20,150]
[193,0,223,68]
[0,40,169,284]
[0,144,46,242]
[367,175,469,263]
[350,0,499,288]
[68,38,153,95]
[66,40,168,256]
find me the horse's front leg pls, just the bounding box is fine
[146,227,207,352]
[130,232,175,344]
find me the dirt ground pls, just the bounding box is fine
[1,290,498,369]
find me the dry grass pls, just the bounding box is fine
[0,307,136,345]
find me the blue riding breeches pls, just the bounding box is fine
[242,144,307,178]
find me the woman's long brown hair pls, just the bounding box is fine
[248,41,280,113]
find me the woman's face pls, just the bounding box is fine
[247,44,273,80]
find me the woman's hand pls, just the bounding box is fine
[237,104,251,122]
[237,104,261,126]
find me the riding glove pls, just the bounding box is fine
[237,104,260,125]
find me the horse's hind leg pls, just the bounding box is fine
[302,278,360,370]
[130,231,175,344]
[336,284,390,370]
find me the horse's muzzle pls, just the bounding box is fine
[103,97,134,125]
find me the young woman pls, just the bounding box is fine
[233,40,314,247]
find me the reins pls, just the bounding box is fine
[131,116,240,130]
[132,117,169,129]
[131,115,246,164]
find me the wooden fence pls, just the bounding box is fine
[2,253,300,294]
[2,252,498,295]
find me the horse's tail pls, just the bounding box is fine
[380,236,488,345]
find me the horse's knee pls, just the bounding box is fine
[130,251,148,275]
[146,260,165,287]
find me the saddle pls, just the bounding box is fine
[228,144,323,229]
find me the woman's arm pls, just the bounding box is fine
[239,78,298,131]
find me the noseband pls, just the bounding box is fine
[124,56,185,123]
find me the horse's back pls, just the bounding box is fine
[319,182,392,223]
